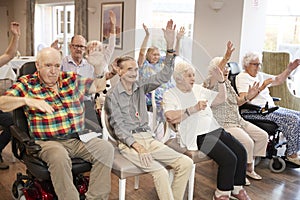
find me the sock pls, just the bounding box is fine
[215,189,231,197]
[232,186,243,195]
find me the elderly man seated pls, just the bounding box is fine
[0,47,114,200]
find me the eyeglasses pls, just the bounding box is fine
[249,63,262,67]
[71,44,86,50]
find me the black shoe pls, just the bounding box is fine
[0,155,9,170]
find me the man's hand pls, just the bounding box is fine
[131,142,153,167]
[25,98,54,114]
[109,10,116,26]
[162,19,176,49]
[50,39,62,51]
[10,22,20,37]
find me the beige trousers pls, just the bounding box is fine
[36,138,114,200]
[118,132,193,200]
[225,120,268,163]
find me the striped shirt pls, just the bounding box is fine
[5,71,93,140]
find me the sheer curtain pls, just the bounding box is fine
[75,0,88,39]
[26,0,35,56]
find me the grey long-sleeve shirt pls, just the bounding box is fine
[105,54,175,146]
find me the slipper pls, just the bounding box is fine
[245,178,251,186]
[246,171,262,180]
[286,156,300,165]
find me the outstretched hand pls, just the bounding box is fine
[109,10,116,26]
[143,23,150,36]
[287,58,300,72]
[247,82,260,99]
[176,26,185,40]
[10,22,20,37]
[224,41,235,60]
[50,39,62,51]
[162,19,176,49]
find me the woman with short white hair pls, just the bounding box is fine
[163,50,251,199]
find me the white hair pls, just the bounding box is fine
[242,52,262,69]
[173,61,195,82]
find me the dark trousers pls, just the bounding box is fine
[0,111,14,154]
[197,128,247,191]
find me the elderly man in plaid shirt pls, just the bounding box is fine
[0,47,114,200]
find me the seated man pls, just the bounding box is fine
[104,20,193,200]
[163,61,250,200]
[0,47,114,200]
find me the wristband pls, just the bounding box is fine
[218,80,225,84]
[167,49,176,53]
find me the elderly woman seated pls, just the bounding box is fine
[163,60,251,200]
[235,52,300,165]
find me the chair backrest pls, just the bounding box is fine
[18,61,36,78]
[227,62,242,93]
[262,51,300,111]
[101,106,119,146]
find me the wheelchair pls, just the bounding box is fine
[227,62,300,173]
[9,62,102,200]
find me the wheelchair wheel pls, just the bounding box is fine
[269,157,286,173]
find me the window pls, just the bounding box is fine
[35,3,74,56]
[264,0,300,96]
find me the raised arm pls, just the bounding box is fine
[0,22,20,67]
[137,23,150,67]
[174,26,185,56]
[272,59,300,86]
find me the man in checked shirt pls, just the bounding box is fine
[0,47,114,200]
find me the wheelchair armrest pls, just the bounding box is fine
[10,125,42,155]
[240,102,262,111]
[10,125,31,143]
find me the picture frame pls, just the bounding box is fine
[101,2,124,49]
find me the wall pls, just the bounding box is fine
[88,0,136,60]
[240,0,268,64]
[192,0,244,80]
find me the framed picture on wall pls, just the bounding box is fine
[101,2,124,49]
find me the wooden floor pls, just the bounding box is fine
[1,143,300,200]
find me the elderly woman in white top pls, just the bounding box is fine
[163,60,251,200]
[235,52,300,165]
[205,57,268,183]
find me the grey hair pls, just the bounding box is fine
[242,52,262,69]
[208,57,223,73]
[173,61,195,82]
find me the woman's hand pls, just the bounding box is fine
[143,23,150,36]
[176,26,185,40]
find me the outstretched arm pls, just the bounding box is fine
[137,23,150,67]
[272,59,300,86]
[0,22,20,67]
[162,19,176,54]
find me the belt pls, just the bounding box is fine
[131,127,150,133]
[43,132,79,141]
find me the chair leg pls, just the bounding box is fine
[188,164,196,200]
[134,176,139,189]
[119,178,126,200]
